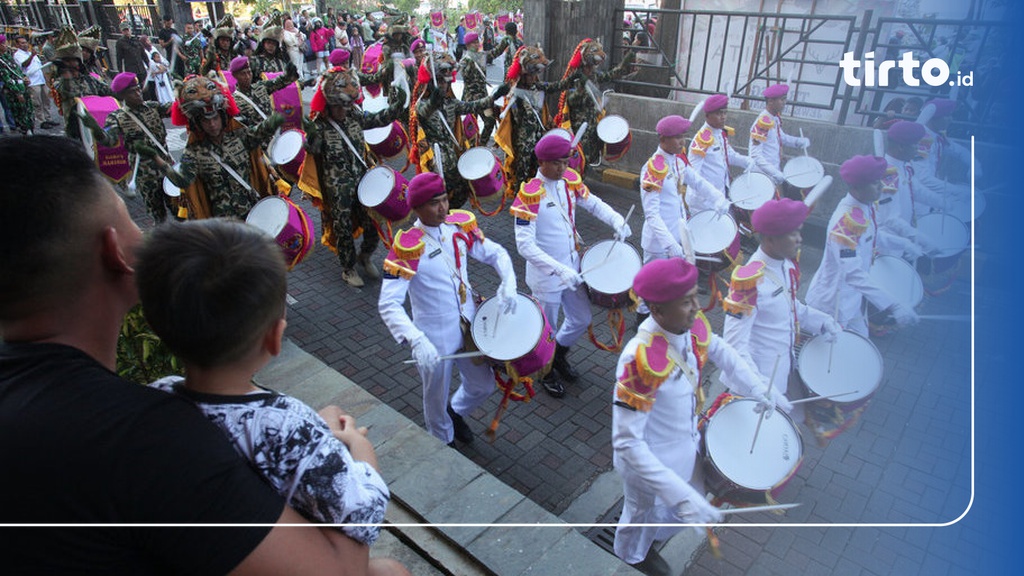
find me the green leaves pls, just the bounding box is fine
[116,305,182,384]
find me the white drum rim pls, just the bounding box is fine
[581,240,642,295]
[471,293,544,361]
[597,115,629,143]
[364,123,394,145]
[457,147,498,181]
[246,196,290,237]
[687,210,738,254]
[797,330,883,402]
[545,128,573,142]
[783,155,825,189]
[357,166,396,206]
[729,172,776,210]
[269,130,304,165]
[915,213,970,258]
[162,162,183,197]
[869,255,924,309]
[705,398,803,490]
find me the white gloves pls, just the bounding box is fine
[668,242,685,259]
[891,304,919,326]
[904,243,924,260]
[714,198,731,216]
[797,137,811,149]
[676,495,723,524]
[822,317,842,343]
[769,387,793,414]
[498,281,518,314]
[411,335,439,376]
[614,222,633,242]
[556,265,585,289]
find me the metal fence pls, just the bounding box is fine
[1,1,162,41]
[613,6,1007,139]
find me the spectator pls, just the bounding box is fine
[13,34,57,129]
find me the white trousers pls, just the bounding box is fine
[534,284,592,348]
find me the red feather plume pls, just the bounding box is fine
[170,101,189,126]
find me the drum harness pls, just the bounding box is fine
[327,117,369,169]
[233,90,269,121]
[413,224,472,310]
[121,108,171,159]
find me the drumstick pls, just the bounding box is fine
[750,355,781,454]
[402,351,487,364]
[126,154,141,194]
[800,128,808,156]
[570,121,588,149]
[789,391,860,405]
[718,503,801,516]
[827,299,840,374]
[582,205,636,277]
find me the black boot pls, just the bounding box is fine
[540,370,565,398]
[447,404,474,444]
[552,344,579,383]
[629,546,670,576]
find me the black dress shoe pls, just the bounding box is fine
[552,344,579,383]
[447,404,474,444]
[629,546,671,576]
[541,372,565,398]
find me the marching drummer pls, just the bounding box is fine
[296,67,406,288]
[457,32,492,144]
[916,98,975,189]
[748,84,811,191]
[688,94,752,206]
[227,56,299,128]
[51,27,113,139]
[877,121,941,259]
[378,173,518,446]
[722,198,840,418]
[511,133,631,398]
[612,258,777,573]
[77,72,173,223]
[805,155,919,336]
[249,13,290,78]
[638,114,725,266]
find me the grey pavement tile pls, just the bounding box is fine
[372,422,442,481]
[519,531,633,575]
[427,473,525,546]
[466,500,571,576]
[388,448,485,515]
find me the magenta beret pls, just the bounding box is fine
[228,56,249,73]
[655,115,691,137]
[110,72,138,94]
[329,48,351,67]
[886,120,925,145]
[752,198,809,236]
[410,38,426,52]
[633,258,699,304]
[840,155,888,186]
[763,83,789,99]
[407,173,447,209]
[704,94,729,113]
[925,98,956,119]
[0,35,6,44]
[464,32,479,45]
[535,133,572,161]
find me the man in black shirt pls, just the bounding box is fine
[0,135,409,576]
[157,14,183,78]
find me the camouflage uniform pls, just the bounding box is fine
[166,115,280,219]
[0,51,34,132]
[97,101,173,221]
[55,73,112,138]
[563,53,634,163]
[305,90,405,270]
[182,38,203,75]
[503,77,574,193]
[416,87,496,209]
[201,46,235,76]
[249,51,288,78]
[233,69,297,126]
[458,51,494,142]
[488,35,523,79]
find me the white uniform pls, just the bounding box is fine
[922,124,975,183]
[687,123,751,199]
[638,147,722,262]
[749,110,802,184]
[513,170,625,347]
[722,247,832,399]
[805,194,900,336]
[379,217,516,443]
[612,316,764,564]
[875,154,938,256]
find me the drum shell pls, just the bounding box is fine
[688,211,741,274]
[580,240,642,309]
[365,121,409,159]
[245,196,315,269]
[471,293,556,379]
[457,147,505,198]
[797,331,883,441]
[357,165,411,222]
[914,213,969,275]
[268,129,308,183]
[597,115,632,162]
[264,71,304,131]
[77,96,131,182]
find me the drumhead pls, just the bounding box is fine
[545,128,573,142]
[77,100,96,160]
[457,147,498,180]
[783,156,825,189]
[246,196,289,237]
[471,293,544,361]
[357,166,396,207]
[916,213,970,258]
[580,240,642,294]
[705,398,803,490]
[798,330,883,402]
[869,255,923,309]
[162,163,183,197]
[596,115,629,144]
[687,210,738,254]
[729,172,776,210]
[269,130,304,165]
[364,124,394,146]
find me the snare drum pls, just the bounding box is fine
[457,147,505,198]
[162,162,183,198]
[870,255,923,310]
[471,292,556,380]
[245,195,315,269]
[596,115,632,162]
[544,128,586,174]
[267,129,307,183]
[76,96,131,182]
[729,172,776,211]
[263,71,304,131]
[783,155,825,189]
[357,165,410,222]
[580,240,642,309]
[798,330,884,445]
[915,213,970,275]
[701,396,804,505]
[688,210,742,273]
[363,97,409,159]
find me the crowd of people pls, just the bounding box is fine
[1,5,975,576]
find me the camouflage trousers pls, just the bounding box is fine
[322,184,379,270]
[135,159,175,223]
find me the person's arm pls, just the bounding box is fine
[639,167,683,258]
[683,164,731,214]
[513,207,571,278]
[577,187,626,233]
[727,140,751,170]
[707,333,770,399]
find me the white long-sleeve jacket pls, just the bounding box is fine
[749,110,801,184]
[688,123,751,196]
[638,147,723,259]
